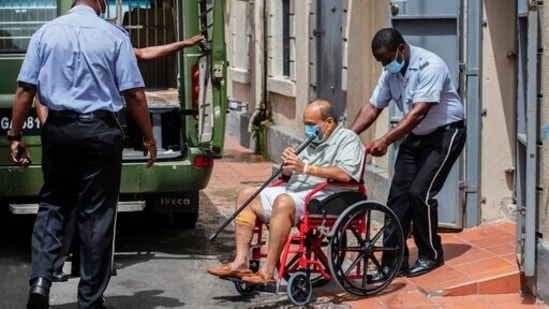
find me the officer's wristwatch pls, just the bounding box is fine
[6,131,22,142]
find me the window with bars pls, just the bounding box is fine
[281,0,290,76]
[0,0,58,53]
[268,0,294,78]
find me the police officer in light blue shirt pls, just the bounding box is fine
[350,28,466,281]
[8,1,157,308]
[18,5,143,114]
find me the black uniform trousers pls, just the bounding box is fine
[53,204,78,273]
[381,121,466,269]
[30,112,123,309]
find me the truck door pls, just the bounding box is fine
[181,0,227,158]
[114,0,226,160]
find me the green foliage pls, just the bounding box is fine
[251,120,272,160]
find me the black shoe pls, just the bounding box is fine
[27,277,51,309]
[369,265,409,283]
[51,269,68,282]
[407,256,444,278]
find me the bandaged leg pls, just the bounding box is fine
[235,210,257,229]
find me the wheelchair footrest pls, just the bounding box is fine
[255,283,278,293]
[224,277,278,293]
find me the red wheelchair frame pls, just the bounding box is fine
[227,148,405,306]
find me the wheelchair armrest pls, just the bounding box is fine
[305,178,367,204]
[326,178,363,186]
[324,179,365,192]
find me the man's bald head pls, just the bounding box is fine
[305,99,337,123]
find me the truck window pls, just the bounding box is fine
[120,1,178,88]
[0,0,58,53]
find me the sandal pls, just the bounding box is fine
[206,263,253,279]
[241,271,276,285]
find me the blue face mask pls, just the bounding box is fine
[304,125,323,145]
[384,48,405,74]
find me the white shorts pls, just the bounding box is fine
[259,185,333,224]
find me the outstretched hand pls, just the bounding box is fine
[184,34,206,47]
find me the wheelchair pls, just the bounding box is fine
[224,149,406,306]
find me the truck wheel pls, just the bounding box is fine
[171,212,199,229]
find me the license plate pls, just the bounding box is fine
[152,191,199,213]
[0,109,41,135]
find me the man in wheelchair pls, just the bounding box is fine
[206,99,365,285]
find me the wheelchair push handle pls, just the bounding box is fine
[208,130,320,241]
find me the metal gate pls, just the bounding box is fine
[388,0,467,229]
[515,0,539,290]
[315,0,344,118]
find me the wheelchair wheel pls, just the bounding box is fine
[233,259,260,296]
[234,281,256,296]
[328,200,404,296]
[286,271,312,306]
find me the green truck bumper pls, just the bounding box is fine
[0,156,213,197]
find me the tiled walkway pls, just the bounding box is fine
[215,135,548,308]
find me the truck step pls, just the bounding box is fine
[9,201,146,215]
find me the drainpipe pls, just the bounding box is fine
[248,0,268,133]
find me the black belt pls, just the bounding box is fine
[48,110,114,120]
[440,120,465,130]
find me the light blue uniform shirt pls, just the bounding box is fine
[17,5,144,113]
[370,46,465,135]
[287,123,365,191]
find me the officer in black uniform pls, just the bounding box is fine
[350,28,466,280]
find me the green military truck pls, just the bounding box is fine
[0,0,227,228]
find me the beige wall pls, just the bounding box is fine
[345,0,390,170]
[481,0,516,221]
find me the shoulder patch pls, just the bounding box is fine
[418,59,430,70]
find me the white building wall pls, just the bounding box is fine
[226,0,254,110]
[480,0,516,221]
